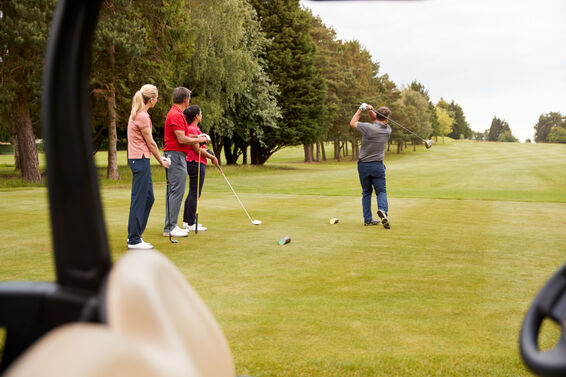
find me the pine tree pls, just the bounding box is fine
[248,0,326,165]
[447,101,472,139]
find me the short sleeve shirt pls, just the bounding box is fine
[164,105,190,154]
[127,110,151,159]
[357,121,392,162]
[186,124,207,165]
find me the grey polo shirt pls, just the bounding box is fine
[357,121,392,162]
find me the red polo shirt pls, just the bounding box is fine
[164,105,190,154]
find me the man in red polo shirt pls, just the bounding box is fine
[163,87,207,238]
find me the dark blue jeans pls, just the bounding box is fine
[127,156,154,244]
[183,160,206,225]
[357,161,388,223]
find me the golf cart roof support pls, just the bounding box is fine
[0,0,108,371]
[42,0,110,291]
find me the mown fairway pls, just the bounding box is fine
[1,141,566,376]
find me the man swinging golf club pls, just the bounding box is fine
[350,103,391,229]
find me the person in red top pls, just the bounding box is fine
[181,105,218,232]
[162,87,207,238]
[126,84,170,249]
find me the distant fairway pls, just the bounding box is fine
[1,141,566,376]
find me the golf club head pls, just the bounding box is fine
[425,140,433,149]
[252,220,262,225]
[170,239,178,243]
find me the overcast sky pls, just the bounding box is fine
[300,0,566,142]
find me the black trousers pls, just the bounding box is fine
[183,160,206,225]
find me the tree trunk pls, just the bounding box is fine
[250,140,272,165]
[397,140,402,154]
[12,93,41,182]
[106,88,120,180]
[344,141,348,157]
[351,139,358,161]
[242,146,247,165]
[303,144,314,162]
[321,142,326,161]
[315,142,321,162]
[333,137,340,161]
[10,134,20,172]
[223,137,238,165]
[413,140,416,152]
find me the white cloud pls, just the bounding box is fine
[301,0,566,142]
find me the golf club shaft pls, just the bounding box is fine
[371,109,428,143]
[217,166,255,224]
[195,148,201,234]
[165,161,175,243]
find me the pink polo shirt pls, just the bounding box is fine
[127,110,152,159]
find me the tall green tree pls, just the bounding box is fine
[534,112,564,143]
[90,0,194,177]
[308,14,356,161]
[91,0,145,179]
[547,125,566,143]
[184,0,274,164]
[131,0,194,133]
[487,116,508,141]
[248,0,326,165]
[435,106,453,143]
[0,0,55,182]
[221,7,281,165]
[336,39,386,160]
[410,81,439,140]
[395,88,432,150]
[447,101,472,139]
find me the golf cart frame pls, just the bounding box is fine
[0,2,234,376]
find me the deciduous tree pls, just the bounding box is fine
[0,0,55,182]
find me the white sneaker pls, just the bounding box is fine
[127,241,154,249]
[187,223,207,232]
[163,226,189,237]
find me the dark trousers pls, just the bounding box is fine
[357,161,388,223]
[183,160,206,225]
[127,157,154,244]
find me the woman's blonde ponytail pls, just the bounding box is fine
[130,84,158,119]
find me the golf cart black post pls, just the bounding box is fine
[0,0,111,371]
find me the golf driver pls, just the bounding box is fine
[164,155,178,243]
[365,104,433,149]
[217,165,261,225]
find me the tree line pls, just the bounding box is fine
[533,112,566,143]
[1,0,474,182]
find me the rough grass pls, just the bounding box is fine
[1,141,566,376]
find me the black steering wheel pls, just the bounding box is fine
[520,263,566,377]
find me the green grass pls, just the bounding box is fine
[1,141,566,376]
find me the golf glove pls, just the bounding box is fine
[201,133,211,143]
[359,103,367,111]
[162,156,171,166]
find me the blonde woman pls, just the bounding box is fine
[127,84,170,249]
